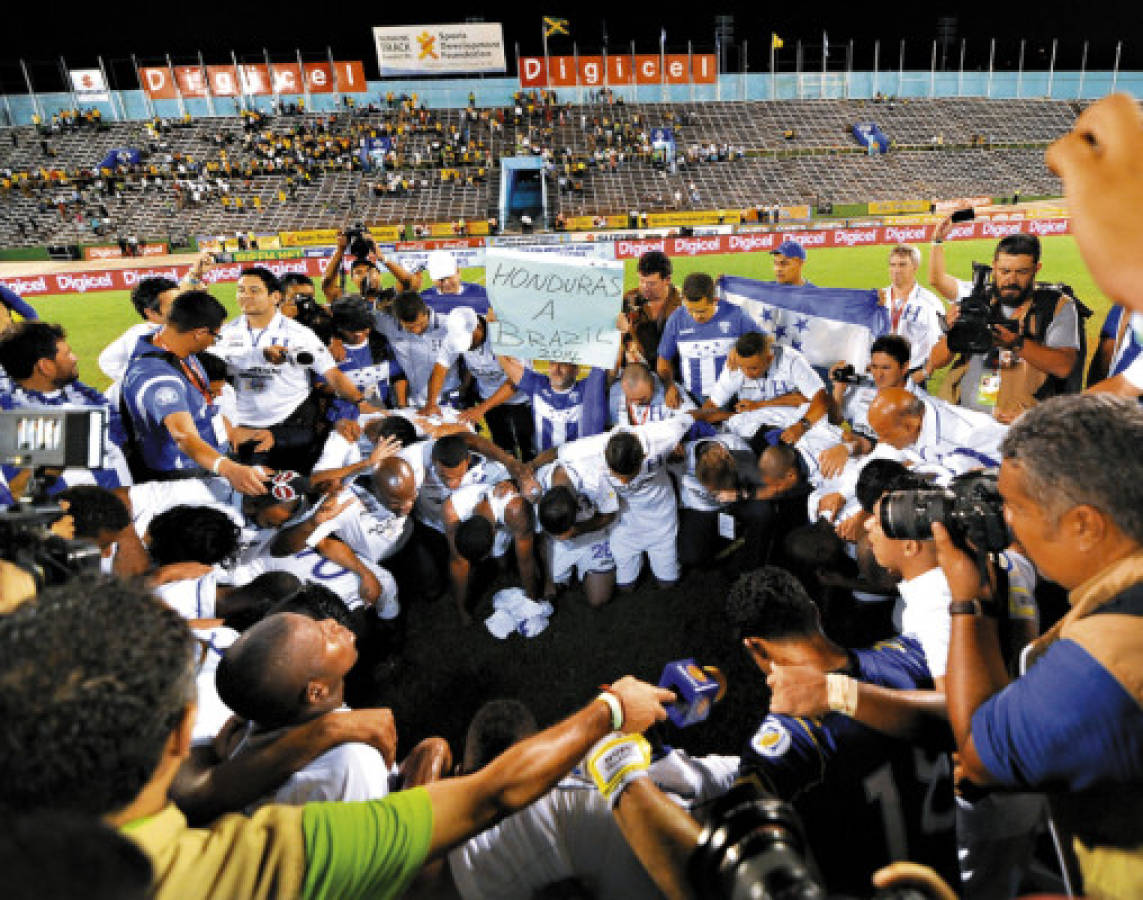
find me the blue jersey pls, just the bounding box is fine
[658,303,756,402]
[517,367,608,453]
[421,283,490,316]
[741,635,958,896]
[326,340,405,421]
[1101,305,1143,379]
[121,353,222,474]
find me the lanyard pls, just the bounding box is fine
[152,335,214,408]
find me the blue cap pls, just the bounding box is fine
[771,240,807,260]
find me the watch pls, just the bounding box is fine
[798,416,812,430]
[949,598,998,617]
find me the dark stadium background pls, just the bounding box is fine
[5,0,1140,94]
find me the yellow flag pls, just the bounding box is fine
[772,33,784,50]
[544,17,570,38]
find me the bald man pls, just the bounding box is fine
[608,362,695,427]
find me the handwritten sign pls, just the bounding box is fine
[485,248,623,367]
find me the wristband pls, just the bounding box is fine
[596,691,624,731]
[798,416,812,430]
[585,732,652,807]
[949,598,999,617]
[931,239,944,245]
[826,672,859,717]
[211,455,227,475]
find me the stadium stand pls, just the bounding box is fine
[0,97,1079,245]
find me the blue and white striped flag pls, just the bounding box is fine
[718,276,890,370]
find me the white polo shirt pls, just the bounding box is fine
[209,312,335,427]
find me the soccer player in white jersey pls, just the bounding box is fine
[880,244,945,374]
[442,480,537,625]
[558,415,694,591]
[700,331,828,446]
[607,362,695,428]
[534,459,620,608]
[208,267,372,472]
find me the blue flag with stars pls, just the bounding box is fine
[717,276,889,370]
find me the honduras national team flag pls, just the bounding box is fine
[718,276,890,370]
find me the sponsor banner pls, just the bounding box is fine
[429,222,465,238]
[781,205,813,220]
[520,52,717,87]
[1,259,324,297]
[868,200,930,216]
[483,242,616,261]
[142,60,365,98]
[280,229,341,247]
[564,214,629,231]
[368,226,402,243]
[394,247,484,273]
[467,220,491,236]
[644,210,742,228]
[611,219,1071,258]
[231,248,306,261]
[396,237,485,252]
[197,237,223,253]
[69,69,109,101]
[934,196,993,215]
[486,249,623,367]
[174,65,209,98]
[254,233,281,250]
[82,243,168,260]
[374,23,506,75]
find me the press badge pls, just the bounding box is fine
[976,373,1000,408]
[718,512,736,540]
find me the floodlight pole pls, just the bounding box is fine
[957,39,965,97]
[1112,41,1122,92]
[201,51,216,117]
[1077,41,1088,98]
[986,39,995,98]
[1016,39,1025,98]
[897,40,904,96]
[872,40,879,97]
[1046,39,1057,98]
[167,53,186,119]
[929,40,936,97]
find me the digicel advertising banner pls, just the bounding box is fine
[141,61,366,98]
[610,218,1072,259]
[4,219,1071,297]
[520,53,717,87]
[1,258,326,297]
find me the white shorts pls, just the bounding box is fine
[610,519,679,586]
[550,531,615,584]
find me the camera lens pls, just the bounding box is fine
[880,489,954,542]
[293,350,315,366]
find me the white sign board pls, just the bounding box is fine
[373,23,507,75]
[485,249,623,368]
[69,69,109,101]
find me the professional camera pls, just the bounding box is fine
[945,263,1020,355]
[0,409,105,588]
[689,776,824,900]
[286,348,316,367]
[0,504,101,589]
[689,776,932,900]
[879,470,1009,554]
[831,364,874,387]
[343,223,374,260]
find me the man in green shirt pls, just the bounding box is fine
[0,577,674,900]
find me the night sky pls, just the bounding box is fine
[3,0,1137,92]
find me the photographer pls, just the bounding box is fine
[926,229,1083,423]
[321,228,416,306]
[208,268,373,473]
[934,394,1143,897]
[620,250,681,368]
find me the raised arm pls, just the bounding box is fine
[421,676,674,857]
[927,218,960,302]
[321,233,348,302]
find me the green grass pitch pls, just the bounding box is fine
[25,234,1109,393]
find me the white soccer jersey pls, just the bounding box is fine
[707,345,825,409]
[154,570,220,621]
[677,433,752,512]
[99,322,158,382]
[376,310,459,405]
[882,283,945,370]
[245,547,396,611]
[447,481,519,558]
[209,312,336,427]
[414,442,510,533]
[305,482,410,564]
[191,624,239,746]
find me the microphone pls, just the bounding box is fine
[658,659,727,728]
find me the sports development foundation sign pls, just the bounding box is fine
[373,23,507,76]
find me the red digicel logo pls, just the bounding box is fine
[883,225,929,243]
[1028,218,1069,236]
[1,277,48,295]
[122,267,184,286]
[981,222,1025,238]
[55,272,115,293]
[833,229,880,247]
[793,232,828,247]
[616,240,666,259]
[728,234,777,252]
[670,237,724,256]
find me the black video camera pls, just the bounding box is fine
[343,223,374,260]
[945,263,1020,355]
[0,504,102,589]
[831,364,874,387]
[689,776,931,899]
[879,470,1009,554]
